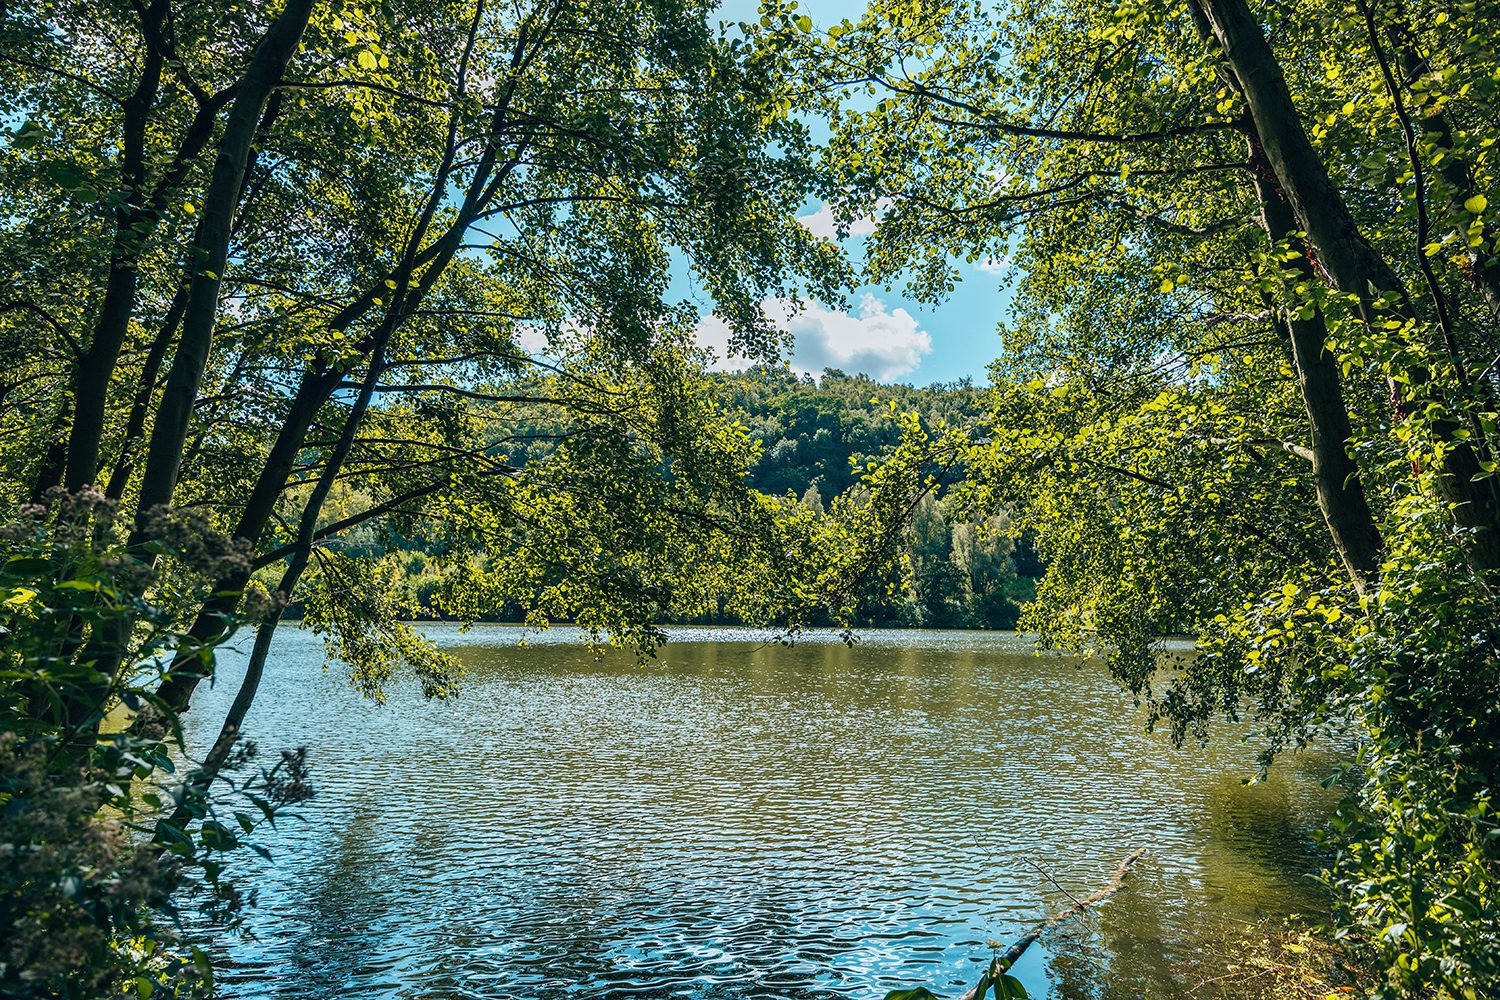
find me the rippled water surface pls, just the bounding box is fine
[185,626,1344,999]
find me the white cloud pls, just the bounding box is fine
[513,323,550,353]
[795,199,891,240]
[981,165,1014,187]
[695,294,932,382]
[976,253,1013,275]
[692,313,743,370]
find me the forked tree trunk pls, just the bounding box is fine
[60,0,317,743]
[130,0,315,531]
[62,0,167,492]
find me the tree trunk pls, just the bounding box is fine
[103,282,188,500]
[62,2,166,491]
[143,13,533,722]
[146,364,342,719]
[1249,153,1385,591]
[170,346,387,799]
[130,0,315,531]
[1384,9,1500,327]
[64,0,316,743]
[149,160,502,718]
[1195,0,1500,574]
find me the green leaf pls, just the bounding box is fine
[994,974,1030,999]
[885,990,943,1000]
[155,821,191,846]
[1464,194,1488,214]
[43,161,86,189]
[11,120,43,149]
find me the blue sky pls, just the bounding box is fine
[686,0,1016,387]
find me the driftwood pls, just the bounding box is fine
[956,848,1147,1000]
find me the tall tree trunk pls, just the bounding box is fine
[1384,6,1500,327]
[130,0,315,532]
[1195,0,1500,573]
[68,265,143,490]
[61,0,316,744]
[62,1,166,491]
[143,8,539,724]
[146,365,342,719]
[148,137,517,718]
[103,282,188,500]
[104,87,281,502]
[1249,155,1385,591]
[164,349,387,818]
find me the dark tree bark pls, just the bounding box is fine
[130,0,315,531]
[147,365,342,718]
[149,50,536,717]
[1182,1,1386,591]
[141,5,554,729]
[62,0,166,492]
[103,282,187,500]
[168,348,388,813]
[1195,0,1500,574]
[1250,153,1385,591]
[1383,11,1500,327]
[61,0,316,743]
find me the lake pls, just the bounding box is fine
[184,625,1346,999]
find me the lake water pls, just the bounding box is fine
[184,625,1347,999]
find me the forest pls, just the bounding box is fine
[1,0,1498,997]
[353,368,1039,629]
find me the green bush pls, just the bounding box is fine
[0,491,310,998]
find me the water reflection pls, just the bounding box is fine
[186,626,1344,999]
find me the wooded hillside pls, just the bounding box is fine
[337,367,1041,629]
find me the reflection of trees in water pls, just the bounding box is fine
[282,805,396,998]
[1039,767,1336,999]
[1199,768,1334,911]
[1038,861,1179,999]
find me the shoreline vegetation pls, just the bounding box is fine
[3,0,1498,996]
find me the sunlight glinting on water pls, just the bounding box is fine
[185,626,1344,999]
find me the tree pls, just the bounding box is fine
[0,1,912,991]
[807,0,1500,993]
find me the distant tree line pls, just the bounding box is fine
[332,366,1043,630]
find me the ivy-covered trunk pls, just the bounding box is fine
[1250,159,1385,591]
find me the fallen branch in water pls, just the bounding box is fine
[956,848,1148,1000]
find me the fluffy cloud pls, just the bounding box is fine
[975,253,1013,275]
[695,294,932,382]
[795,199,890,240]
[512,323,550,354]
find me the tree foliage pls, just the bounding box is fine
[0,0,932,992]
[807,0,1500,994]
